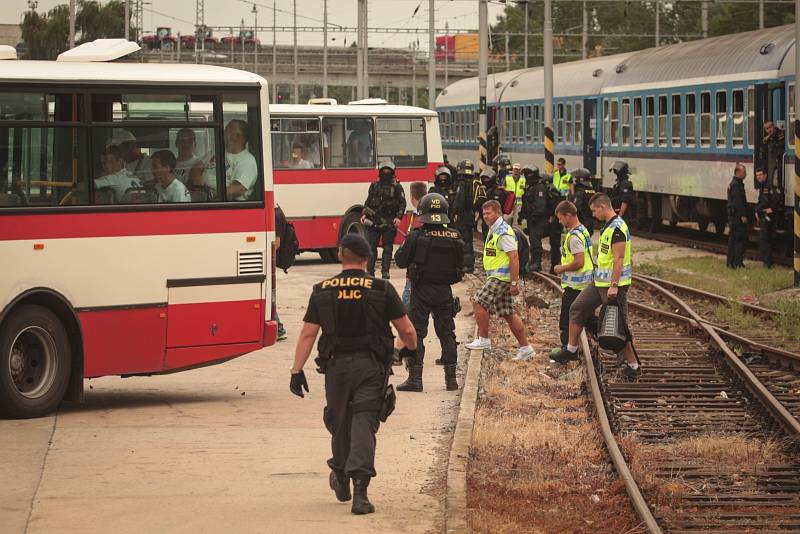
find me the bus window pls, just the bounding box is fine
[633,98,642,146]
[732,89,744,148]
[270,118,322,169]
[700,92,711,147]
[377,117,426,167]
[671,94,682,147]
[621,98,630,146]
[658,95,667,147]
[323,117,375,168]
[686,93,696,148]
[0,92,47,120]
[222,93,263,201]
[716,90,727,148]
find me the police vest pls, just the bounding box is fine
[561,225,595,290]
[410,227,463,285]
[595,217,632,287]
[504,175,526,206]
[483,221,516,282]
[553,171,572,198]
[370,181,402,218]
[311,275,394,364]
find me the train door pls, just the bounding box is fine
[582,98,598,175]
[753,82,786,189]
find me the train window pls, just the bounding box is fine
[556,103,563,143]
[732,89,744,148]
[459,110,465,142]
[603,100,610,147]
[533,105,540,143]
[633,98,642,146]
[788,84,795,140]
[686,93,696,148]
[504,107,511,145]
[645,96,655,146]
[566,103,573,144]
[513,106,520,144]
[747,87,755,148]
[621,98,631,146]
[700,92,711,147]
[671,94,682,147]
[658,95,668,147]
[610,99,619,146]
[716,90,727,148]
[525,105,532,143]
[575,102,582,145]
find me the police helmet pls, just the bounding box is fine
[493,153,512,171]
[457,159,475,176]
[521,164,540,179]
[480,167,497,185]
[417,192,450,225]
[610,161,629,178]
[435,166,452,183]
[571,168,592,182]
[378,160,396,180]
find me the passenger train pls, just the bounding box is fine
[436,25,796,234]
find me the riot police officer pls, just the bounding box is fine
[363,161,407,279]
[754,167,783,268]
[726,163,749,269]
[455,159,478,272]
[610,161,635,219]
[493,153,513,180]
[570,168,597,233]
[520,164,547,272]
[429,166,458,216]
[290,233,417,515]
[537,171,564,274]
[394,193,464,392]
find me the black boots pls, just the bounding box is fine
[351,478,375,515]
[396,365,423,392]
[329,470,351,502]
[444,364,458,391]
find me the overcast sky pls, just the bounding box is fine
[2,0,505,48]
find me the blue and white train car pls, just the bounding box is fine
[436,25,795,233]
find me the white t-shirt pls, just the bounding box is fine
[155,177,191,203]
[94,170,142,202]
[174,155,202,184]
[225,149,258,201]
[489,217,517,252]
[290,158,313,169]
[567,233,585,255]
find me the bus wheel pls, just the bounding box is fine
[341,211,367,240]
[0,305,71,419]
[319,248,338,263]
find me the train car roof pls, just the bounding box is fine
[0,60,266,87]
[603,24,795,92]
[269,103,439,116]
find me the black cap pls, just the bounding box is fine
[339,233,372,259]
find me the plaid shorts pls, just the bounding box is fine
[474,277,514,317]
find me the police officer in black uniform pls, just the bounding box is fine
[290,233,417,515]
[726,163,749,269]
[520,164,547,272]
[610,161,635,220]
[363,161,407,279]
[429,166,458,215]
[570,168,597,233]
[493,153,513,180]
[537,171,563,274]
[453,159,478,271]
[754,166,782,268]
[394,193,464,392]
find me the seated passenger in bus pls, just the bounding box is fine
[224,119,258,200]
[289,142,313,169]
[346,119,373,167]
[300,132,325,167]
[151,150,191,203]
[94,145,143,203]
[111,129,153,185]
[173,128,202,184]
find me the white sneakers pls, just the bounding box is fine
[512,345,536,361]
[465,337,492,350]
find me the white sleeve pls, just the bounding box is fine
[498,234,518,252]
[568,235,585,254]
[94,176,111,188]
[230,153,258,191]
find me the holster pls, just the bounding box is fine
[452,296,462,317]
[314,354,329,374]
[379,369,396,422]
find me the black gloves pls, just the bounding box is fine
[290,370,309,398]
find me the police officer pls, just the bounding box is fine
[290,233,417,515]
[610,161,635,219]
[394,193,464,391]
[520,164,547,272]
[363,161,407,279]
[725,164,749,269]
[504,163,526,224]
[493,153,513,180]
[451,159,477,272]
[754,167,783,268]
[429,166,458,216]
[552,157,572,198]
[570,168,597,233]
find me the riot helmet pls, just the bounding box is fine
[480,167,498,186]
[379,160,396,183]
[610,161,629,180]
[493,153,512,172]
[521,164,540,180]
[571,168,592,184]
[435,166,452,187]
[417,192,450,224]
[456,159,475,176]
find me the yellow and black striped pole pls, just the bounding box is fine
[544,126,555,175]
[543,0,554,174]
[794,118,799,286]
[479,129,488,171]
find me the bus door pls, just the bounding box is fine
[582,98,598,175]
[754,82,786,189]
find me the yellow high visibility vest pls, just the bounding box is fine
[553,171,572,198]
[595,217,632,287]
[504,174,526,206]
[561,224,594,290]
[483,221,516,282]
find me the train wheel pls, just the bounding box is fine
[0,305,71,419]
[697,218,710,233]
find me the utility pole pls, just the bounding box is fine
[68,0,76,49]
[478,0,488,169]
[794,0,800,286]
[293,0,298,103]
[444,21,449,88]
[582,0,588,60]
[241,18,246,70]
[125,0,130,40]
[505,30,510,71]
[357,0,364,99]
[701,0,708,39]
[252,3,258,73]
[543,0,554,174]
[759,0,765,29]
[363,0,369,97]
[412,40,417,106]
[654,0,660,47]
[428,0,436,109]
[323,0,328,97]
[524,0,529,68]
[272,0,277,103]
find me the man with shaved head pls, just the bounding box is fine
[726,163,749,269]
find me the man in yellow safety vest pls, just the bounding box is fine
[552,158,573,198]
[504,163,526,224]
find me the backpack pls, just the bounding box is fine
[544,182,562,216]
[513,226,531,276]
[276,221,300,273]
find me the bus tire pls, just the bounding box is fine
[341,211,367,240]
[0,305,72,419]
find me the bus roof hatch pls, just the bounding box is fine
[57,39,140,62]
[0,45,17,60]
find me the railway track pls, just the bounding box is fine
[528,272,800,533]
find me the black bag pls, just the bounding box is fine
[598,299,627,352]
[513,226,531,276]
[276,221,299,273]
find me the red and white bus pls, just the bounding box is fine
[0,40,277,418]
[269,100,443,260]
